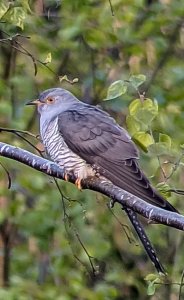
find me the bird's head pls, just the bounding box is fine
[27,88,79,119]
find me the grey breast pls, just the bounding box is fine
[41,117,87,173]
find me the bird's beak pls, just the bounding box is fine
[26,99,42,106]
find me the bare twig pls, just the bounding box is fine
[54,178,96,276]
[0,127,38,139]
[169,189,184,196]
[0,31,57,77]
[179,269,184,300]
[75,230,96,275]
[107,204,135,244]
[108,0,114,16]
[0,161,11,189]
[166,151,184,181]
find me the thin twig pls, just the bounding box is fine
[74,230,96,275]
[179,269,184,300]
[107,204,135,244]
[0,127,38,139]
[169,189,184,195]
[0,161,11,189]
[13,132,43,156]
[0,33,30,42]
[55,178,95,276]
[108,0,114,16]
[0,31,57,77]
[166,151,184,181]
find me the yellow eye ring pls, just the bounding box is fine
[46,97,55,104]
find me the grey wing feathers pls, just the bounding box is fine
[57,105,178,213]
[58,107,138,159]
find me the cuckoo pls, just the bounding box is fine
[27,87,178,273]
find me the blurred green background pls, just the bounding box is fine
[0,0,184,299]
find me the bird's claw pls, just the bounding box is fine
[63,171,82,190]
[109,199,116,208]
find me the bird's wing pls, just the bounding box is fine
[57,106,177,213]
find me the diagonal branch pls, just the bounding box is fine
[0,141,183,229]
[0,141,184,274]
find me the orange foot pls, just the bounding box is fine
[75,178,82,190]
[64,173,69,181]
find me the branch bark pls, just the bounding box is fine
[0,142,183,230]
[0,141,184,274]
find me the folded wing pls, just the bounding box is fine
[57,105,178,213]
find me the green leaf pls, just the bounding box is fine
[129,74,146,88]
[159,133,171,148]
[105,80,127,100]
[145,275,162,296]
[129,99,141,116]
[4,7,26,29]
[147,281,156,296]
[43,52,52,64]
[143,98,158,111]
[144,273,159,281]
[126,115,141,135]
[133,132,154,152]
[156,182,171,198]
[128,98,158,126]
[0,1,9,19]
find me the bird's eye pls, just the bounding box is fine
[46,97,55,104]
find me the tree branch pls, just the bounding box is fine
[0,142,183,230]
[0,141,184,274]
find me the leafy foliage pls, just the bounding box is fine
[0,0,184,299]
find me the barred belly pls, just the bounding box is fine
[41,118,94,179]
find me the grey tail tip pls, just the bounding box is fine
[156,262,166,275]
[158,269,167,276]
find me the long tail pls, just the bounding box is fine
[125,208,165,274]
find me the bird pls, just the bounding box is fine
[27,87,179,274]
[27,87,178,214]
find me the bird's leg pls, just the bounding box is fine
[63,168,70,182]
[75,178,82,190]
[64,173,69,181]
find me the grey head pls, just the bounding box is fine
[27,88,80,139]
[27,87,80,125]
[35,88,80,119]
[27,88,81,137]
